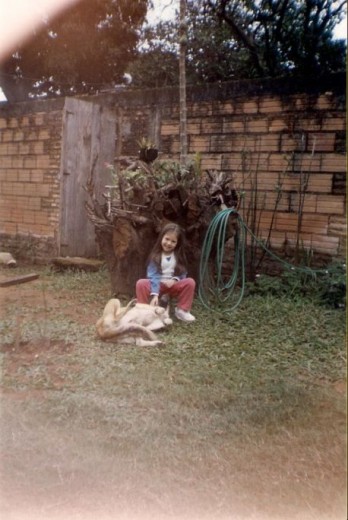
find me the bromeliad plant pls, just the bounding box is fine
[104,152,205,211]
[137,137,158,163]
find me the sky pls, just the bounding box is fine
[147,0,177,24]
[0,0,346,102]
[147,0,179,23]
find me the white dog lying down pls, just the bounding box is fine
[96,298,173,347]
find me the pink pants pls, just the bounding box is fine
[136,278,196,312]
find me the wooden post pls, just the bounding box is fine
[179,0,188,167]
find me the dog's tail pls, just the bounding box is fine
[101,298,136,322]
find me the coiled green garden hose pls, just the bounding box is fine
[198,208,325,313]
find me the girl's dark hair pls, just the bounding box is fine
[148,223,187,276]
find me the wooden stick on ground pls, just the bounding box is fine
[0,273,39,287]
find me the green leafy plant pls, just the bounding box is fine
[247,261,346,309]
[152,153,202,188]
[317,261,346,309]
[102,152,205,217]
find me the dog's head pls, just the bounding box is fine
[155,305,173,326]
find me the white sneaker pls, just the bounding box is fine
[175,307,196,322]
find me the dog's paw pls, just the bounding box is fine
[163,318,173,326]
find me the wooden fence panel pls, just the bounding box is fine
[59,98,116,257]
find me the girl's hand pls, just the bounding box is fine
[150,295,159,306]
[162,279,176,288]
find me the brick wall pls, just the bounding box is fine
[0,98,64,259]
[0,74,346,263]
[104,73,346,259]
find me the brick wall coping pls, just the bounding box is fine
[0,72,345,113]
[84,72,346,108]
[0,97,65,115]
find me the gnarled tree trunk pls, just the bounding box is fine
[86,158,238,298]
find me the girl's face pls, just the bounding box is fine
[161,231,178,254]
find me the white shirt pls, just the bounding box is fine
[161,253,176,280]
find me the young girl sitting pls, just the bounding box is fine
[136,223,196,322]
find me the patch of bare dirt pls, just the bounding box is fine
[0,268,100,326]
[1,339,79,398]
[1,338,73,355]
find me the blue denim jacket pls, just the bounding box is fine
[147,260,187,295]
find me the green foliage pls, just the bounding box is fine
[316,262,347,308]
[131,0,346,87]
[128,22,180,88]
[106,152,203,200]
[148,153,202,189]
[248,261,346,309]
[2,0,345,97]
[1,0,149,101]
[185,2,252,82]
[204,0,347,78]
[131,4,252,87]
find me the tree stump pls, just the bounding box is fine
[85,158,239,298]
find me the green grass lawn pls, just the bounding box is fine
[0,266,346,520]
